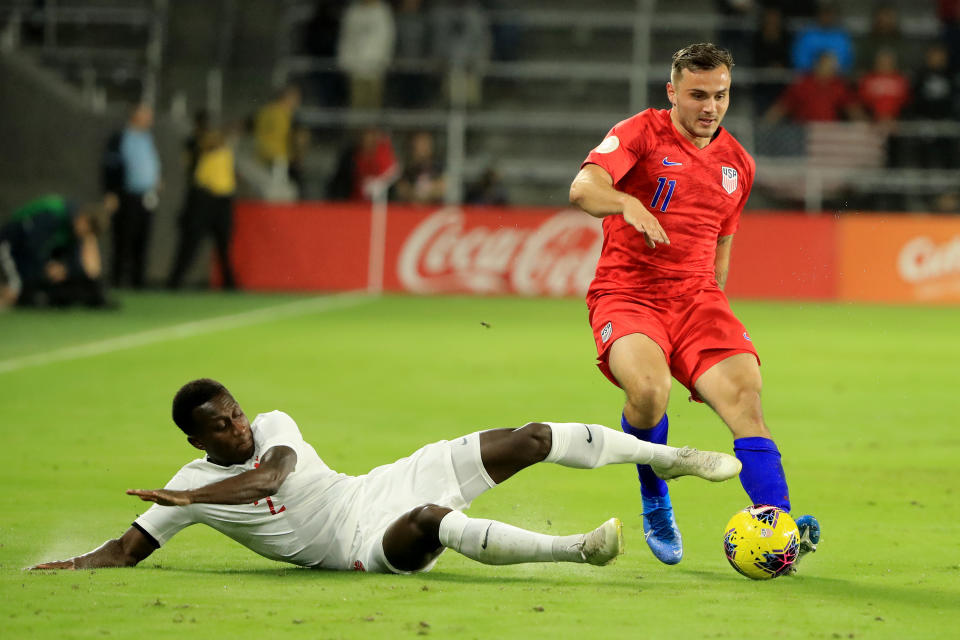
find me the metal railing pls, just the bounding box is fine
[0,0,166,111]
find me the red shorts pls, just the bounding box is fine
[587,288,760,398]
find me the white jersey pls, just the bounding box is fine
[135,411,366,568]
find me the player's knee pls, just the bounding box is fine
[517,422,553,462]
[623,377,670,425]
[408,504,451,536]
[729,380,764,423]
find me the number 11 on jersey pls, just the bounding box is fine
[651,177,677,212]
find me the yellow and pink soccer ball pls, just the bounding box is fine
[723,505,799,580]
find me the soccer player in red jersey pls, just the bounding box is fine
[569,43,819,568]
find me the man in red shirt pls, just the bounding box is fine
[765,51,863,123]
[858,49,910,122]
[351,126,399,200]
[569,43,819,569]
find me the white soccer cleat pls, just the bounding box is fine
[579,517,624,566]
[651,447,742,482]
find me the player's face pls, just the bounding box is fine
[666,66,731,147]
[189,393,254,466]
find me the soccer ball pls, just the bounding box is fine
[723,505,799,580]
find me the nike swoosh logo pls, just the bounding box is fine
[584,424,593,443]
[662,156,683,166]
[481,523,493,550]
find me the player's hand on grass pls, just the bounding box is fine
[623,198,670,248]
[127,488,192,506]
[30,559,77,570]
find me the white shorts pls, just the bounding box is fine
[348,431,494,574]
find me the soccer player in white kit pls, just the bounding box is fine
[32,378,742,573]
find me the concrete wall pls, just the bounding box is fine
[0,52,198,286]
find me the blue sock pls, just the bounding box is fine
[734,436,791,511]
[621,413,669,498]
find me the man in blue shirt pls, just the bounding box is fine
[103,103,161,289]
[791,2,854,74]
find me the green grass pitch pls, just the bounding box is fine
[1,293,958,639]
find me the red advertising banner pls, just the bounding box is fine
[227,202,849,301]
[724,213,837,300]
[228,201,372,291]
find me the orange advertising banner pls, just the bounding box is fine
[838,215,960,304]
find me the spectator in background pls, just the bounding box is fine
[253,85,306,195]
[790,2,854,74]
[486,0,523,62]
[762,0,817,19]
[337,0,395,110]
[857,4,902,73]
[182,109,211,181]
[753,6,791,69]
[327,127,399,201]
[858,49,909,124]
[938,0,960,72]
[166,127,237,291]
[304,0,348,106]
[0,195,114,309]
[392,0,433,108]
[714,0,755,66]
[911,43,958,120]
[751,6,792,112]
[353,126,398,200]
[908,43,958,168]
[102,102,161,289]
[393,130,445,204]
[859,49,910,171]
[431,0,491,108]
[931,191,960,212]
[395,0,427,62]
[765,51,864,123]
[171,109,210,265]
[466,167,509,206]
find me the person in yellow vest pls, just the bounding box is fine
[253,86,307,193]
[166,128,237,290]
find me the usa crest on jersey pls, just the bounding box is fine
[721,166,738,194]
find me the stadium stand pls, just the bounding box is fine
[2,0,959,215]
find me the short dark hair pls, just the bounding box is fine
[671,43,735,81]
[172,378,228,435]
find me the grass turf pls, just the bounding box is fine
[1,293,959,639]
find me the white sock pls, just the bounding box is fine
[438,510,585,565]
[542,422,676,469]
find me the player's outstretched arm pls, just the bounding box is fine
[569,164,669,248]
[127,445,297,507]
[30,526,155,570]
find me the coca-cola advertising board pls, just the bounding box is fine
[382,206,603,296]
[226,203,604,296]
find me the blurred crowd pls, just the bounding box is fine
[719,0,960,170]
[287,0,511,205]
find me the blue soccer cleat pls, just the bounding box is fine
[642,493,683,565]
[790,514,820,573]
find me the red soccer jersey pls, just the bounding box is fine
[582,108,755,300]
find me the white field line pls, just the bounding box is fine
[0,292,375,376]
